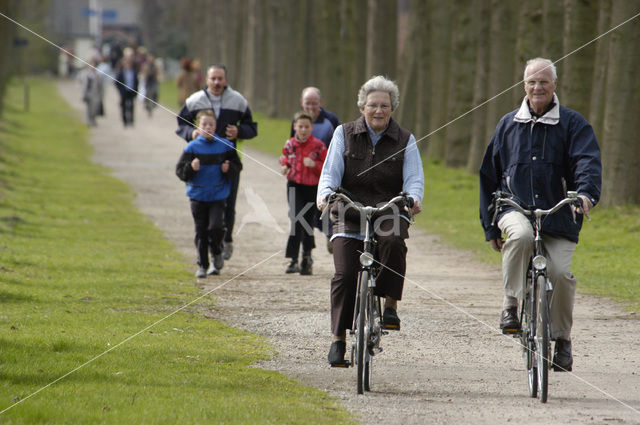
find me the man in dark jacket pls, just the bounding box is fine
[176,64,258,260]
[479,58,602,372]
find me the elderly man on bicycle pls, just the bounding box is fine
[317,76,424,366]
[479,58,602,372]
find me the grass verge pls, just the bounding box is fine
[246,109,640,312]
[0,79,354,424]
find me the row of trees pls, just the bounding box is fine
[140,0,640,205]
[2,1,639,205]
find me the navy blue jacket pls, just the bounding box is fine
[175,135,242,202]
[479,95,602,243]
[175,87,257,146]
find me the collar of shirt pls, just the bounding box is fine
[365,121,390,146]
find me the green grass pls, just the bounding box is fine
[244,111,640,312]
[159,78,180,112]
[0,79,354,424]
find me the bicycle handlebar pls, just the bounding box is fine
[491,191,584,227]
[320,187,414,221]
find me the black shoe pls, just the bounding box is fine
[500,307,520,334]
[553,339,573,372]
[300,256,313,275]
[222,241,233,260]
[285,260,299,274]
[382,307,401,330]
[328,340,346,366]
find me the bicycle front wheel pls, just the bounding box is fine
[523,274,538,398]
[356,270,369,395]
[536,274,550,403]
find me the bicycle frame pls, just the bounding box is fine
[323,188,412,394]
[491,190,583,403]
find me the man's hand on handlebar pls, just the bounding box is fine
[575,195,593,215]
[490,238,504,252]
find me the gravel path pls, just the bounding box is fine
[59,80,640,424]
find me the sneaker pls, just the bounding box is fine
[328,340,346,366]
[213,253,224,270]
[194,267,207,278]
[499,307,520,334]
[206,264,220,276]
[553,339,573,372]
[300,256,313,275]
[382,307,401,330]
[285,260,299,274]
[222,242,233,260]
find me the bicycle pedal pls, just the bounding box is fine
[330,361,350,368]
[381,323,400,331]
[501,327,520,335]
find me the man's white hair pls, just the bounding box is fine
[524,57,558,81]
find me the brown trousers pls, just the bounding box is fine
[330,220,408,336]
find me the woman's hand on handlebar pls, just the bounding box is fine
[408,198,422,215]
[317,196,328,212]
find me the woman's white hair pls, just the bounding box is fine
[357,75,400,111]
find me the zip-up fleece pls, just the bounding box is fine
[175,86,258,144]
[175,134,242,202]
[280,135,327,186]
[479,94,602,243]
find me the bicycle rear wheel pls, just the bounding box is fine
[536,274,550,403]
[356,270,369,395]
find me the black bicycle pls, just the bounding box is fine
[491,190,584,403]
[323,188,413,394]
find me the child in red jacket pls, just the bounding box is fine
[280,111,327,274]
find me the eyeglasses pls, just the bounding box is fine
[365,103,391,111]
[525,80,552,87]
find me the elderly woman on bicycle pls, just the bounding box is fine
[317,76,424,366]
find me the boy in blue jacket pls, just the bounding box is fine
[176,110,242,278]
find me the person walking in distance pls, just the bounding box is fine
[479,58,602,372]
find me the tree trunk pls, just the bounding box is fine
[365,0,397,79]
[560,0,597,115]
[466,0,490,174]
[484,0,518,150]
[542,0,564,68]
[425,0,451,160]
[588,0,612,147]
[240,0,258,106]
[600,0,640,205]
[444,0,475,167]
[513,3,543,105]
[0,0,19,117]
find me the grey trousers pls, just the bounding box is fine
[498,211,577,340]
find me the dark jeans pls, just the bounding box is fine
[224,172,240,243]
[190,199,226,268]
[285,181,317,260]
[329,219,408,336]
[120,94,135,125]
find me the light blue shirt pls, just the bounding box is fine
[317,121,425,240]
